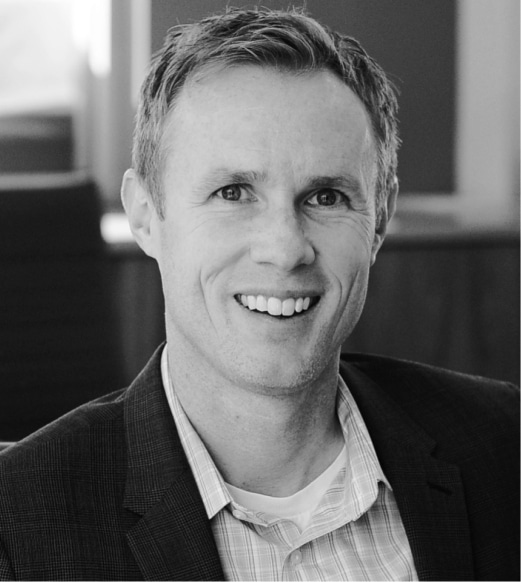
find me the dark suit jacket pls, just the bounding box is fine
[0,346,518,581]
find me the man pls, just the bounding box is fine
[0,7,518,581]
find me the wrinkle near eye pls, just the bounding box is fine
[345,215,376,241]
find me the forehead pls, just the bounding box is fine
[161,65,375,183]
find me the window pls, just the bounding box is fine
[3,0,518,218]
[0,0,78,172]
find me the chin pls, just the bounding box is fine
[222,347,336,394]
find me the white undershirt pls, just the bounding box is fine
[225,444,347,531]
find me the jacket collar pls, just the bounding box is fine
[340,358,475,581]
[123,345,225,581]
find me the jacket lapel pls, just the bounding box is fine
[340,360,475,581]
[122,346,225,581]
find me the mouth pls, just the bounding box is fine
[234,294,320,318]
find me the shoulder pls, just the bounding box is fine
[1,385,127,453]
[0,386,142,579]
[341,353,519,579]
[0,387,129,508]
[340,352,519,462]
[0,345,165,471]
[341,351,519,417]
[0,347,169,579]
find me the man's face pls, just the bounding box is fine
[149,66,383,392]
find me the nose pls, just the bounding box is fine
[249,207,315,271]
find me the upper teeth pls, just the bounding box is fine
[239,294,312,317]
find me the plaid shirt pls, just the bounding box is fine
[162,348,418,581]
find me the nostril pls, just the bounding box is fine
[249,234,315,269]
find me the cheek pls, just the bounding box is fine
[335,249,371,305]
[158,218,247,296]
[317,231,373,328]
[318,221,374,279]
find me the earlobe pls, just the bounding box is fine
[370,176,398,265]
[120,169,158,259]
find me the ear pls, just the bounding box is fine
[120,169,159,259]
[370,177,398,265]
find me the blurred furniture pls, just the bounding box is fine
[0,114,73,174]
[344,221,519,384]
[0,174,124,440]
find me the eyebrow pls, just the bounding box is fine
[198,168,268,190]
[198,168,363,197]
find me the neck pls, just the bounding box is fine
[166,343,344,497]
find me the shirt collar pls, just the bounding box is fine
[161,347,231,519]
[336,372,391,491]
[161,345,390,522]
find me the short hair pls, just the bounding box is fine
[133,6,400,222]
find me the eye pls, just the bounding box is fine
[214,184,250,202]
[306,189,347,208]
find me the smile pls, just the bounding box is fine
[235,294,319,317]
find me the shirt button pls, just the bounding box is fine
[291,550,303,566]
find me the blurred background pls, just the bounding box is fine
[0,0,519,440]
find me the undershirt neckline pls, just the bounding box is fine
[225,443,346,527]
